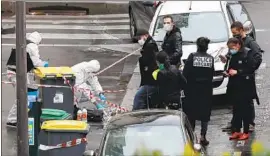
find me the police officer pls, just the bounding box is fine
[222,21,262,132]
[225,37,259,140]
[133,29,159,110]
[161,15,183,67]
[182,37,214,146]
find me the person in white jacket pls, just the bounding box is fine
[6,31,48,127]
[72,60,106,109]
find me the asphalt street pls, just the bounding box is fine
[1,12,139,156]
[1,1,270,156]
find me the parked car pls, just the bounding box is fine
[142,1,256,95]
[128,1,164,42]
[86,109,206,156]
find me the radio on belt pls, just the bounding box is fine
[33,67,76,114]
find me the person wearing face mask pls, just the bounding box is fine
[71,60,106,114]
[161,15,183,67]
[152,51,186,109]
[224,37,259,140]
[6,31,48,127]
[182,37,214,146]
[132,29,159,110]
[221,21,262,132]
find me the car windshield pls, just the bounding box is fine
[101,125,185,156]
[153,12,229,43]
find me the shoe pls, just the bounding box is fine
[6,122,17,128]
[229,132,242,140]
[239,133,249,140]
[249,124,255,132]
[200,138,209,146]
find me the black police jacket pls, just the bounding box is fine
[139,36,159,86]
[226,47,259,104]
[161,26,183,65]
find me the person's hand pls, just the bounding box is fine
[219,55,227,63]
[99,93,106,101]
[43,61,49,67]
[228,69,237,76]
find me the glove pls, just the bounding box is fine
[96,103,105,110]
[99,93,106,101]
[43,61,49,67]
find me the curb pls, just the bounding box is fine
[120,62,140,110]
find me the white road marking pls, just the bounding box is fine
[256,29,269,32]
[1,43,136,48]
[10,14,129,19]
[2,33,130,40]
[259,63,267,69]
[256,75,264,80]
[1,24,129,30]
[2,19,129,24]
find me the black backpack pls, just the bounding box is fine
[6,48,35,72]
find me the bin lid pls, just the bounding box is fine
[34,67,74,78]
[41,120,88,131]
[41,109,70,120]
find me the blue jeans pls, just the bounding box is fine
[133,85,157,110]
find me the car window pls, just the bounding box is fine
[227,4,249,24]
[152,12,229,43]
[102,126,185,156]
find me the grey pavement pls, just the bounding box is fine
[1,10,139,156]
[121,1,270,155]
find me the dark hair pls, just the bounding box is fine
[156,51,171,70]
[196,37,210,52]
[163,15,174,22]
[231,21,244,30]
[227,37,243,47]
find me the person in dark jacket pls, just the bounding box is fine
[222,21,262,132]
[133,29,159,110]
[153,51,186,109]
[161,15,183,67]
[182,37,214,146]
[224,37,259,140]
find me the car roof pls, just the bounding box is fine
[159,1,223,16]
[106,109,185,130]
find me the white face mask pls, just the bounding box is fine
[163,24,173,32]
[138,39,145,46]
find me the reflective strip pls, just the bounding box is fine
[152,69,160,80]
[39,138,87,151]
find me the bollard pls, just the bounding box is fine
[28,90,42,156]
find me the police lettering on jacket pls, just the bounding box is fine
[193,56,213,68]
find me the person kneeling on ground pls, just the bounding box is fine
[72,60,106,112]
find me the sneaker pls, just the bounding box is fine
[200,138,210,146]
[6,122,17,127]
[229,132,242,140]
[239,133,249,140]
[249,124,255,132]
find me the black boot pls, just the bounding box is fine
[200,135,209,146]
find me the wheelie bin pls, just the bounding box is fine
[39,120,90,156]
[33,67,75,114]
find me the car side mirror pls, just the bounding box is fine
[142,1,155,7]
[83,149,98,156]
[243,20,253,35]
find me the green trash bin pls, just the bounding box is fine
[41,108,73,123]
[39,120,90,156]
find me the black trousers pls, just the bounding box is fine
[231,99,255,126]
[188,118,208,136]
[231,99,253,133]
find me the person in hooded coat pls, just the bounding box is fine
[72,60,106,110]
[182,37,214,146]
[6,31,48,127]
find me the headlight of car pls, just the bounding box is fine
[214,47,229,63]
